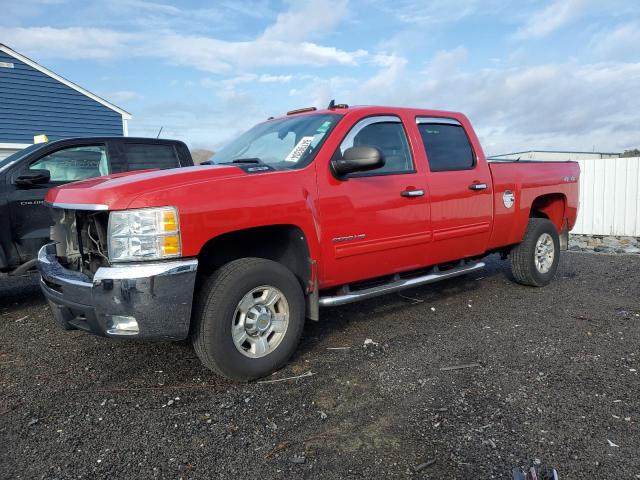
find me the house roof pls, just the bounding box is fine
[0,43,132,120]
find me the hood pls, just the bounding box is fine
[45,165,246,210]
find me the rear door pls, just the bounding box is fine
[415,117,493,264]
[7,143,109,261]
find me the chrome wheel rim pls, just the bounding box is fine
[231,285,289,358]
[534,233,555,274]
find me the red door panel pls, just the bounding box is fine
[316,115,430,288]
[412,117,493,265]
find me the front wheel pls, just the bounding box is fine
[509,218,560,287]
[192,258,305,381]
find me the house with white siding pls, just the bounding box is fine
[0,44,131,160]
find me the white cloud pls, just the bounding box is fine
[145,34,367,73]
[373,0,503,25]
[515,0,592,39]
[0,0,364,72]
[1,26,136,59]
[0,26,367,72]
[590,23,640,60]
[4,0,638,155]
[305,46,640,154]
[143,44,640,153]
[262,0,348,42]
[258,74,293,83]
[360,53,408,97]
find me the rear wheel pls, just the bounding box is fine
[192,258,305,381]
[510,218,560,287]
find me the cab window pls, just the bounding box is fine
[417,121,475,172]
[125,144,180,171]
[29,145,108,182]
[338,116,413,175]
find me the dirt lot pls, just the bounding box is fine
[1,252,639,479]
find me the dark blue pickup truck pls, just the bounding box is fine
[0,137,193,274]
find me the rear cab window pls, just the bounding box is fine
[416,118,475,172]
[124,143,180,171]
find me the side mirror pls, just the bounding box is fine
[331,146,385,178]
[14,169,51,187]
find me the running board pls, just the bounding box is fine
[318,261,485,307]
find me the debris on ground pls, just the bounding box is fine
[263,441,290,460]
[512,466,559,480]
[397,293,424,304]
[257,371,315,384]
[290,454,306,464]
[440,362,481,371]
[363,338,378,346]
[413,459,436,472]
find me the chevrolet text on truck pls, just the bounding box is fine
[38,104,580,381]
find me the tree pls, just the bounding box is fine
[621,149,640,158]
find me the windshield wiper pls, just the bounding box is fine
[218,157,275,172]
[222,158,263,164]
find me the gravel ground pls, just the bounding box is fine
[1,252,639,479]
[569,234,640,254]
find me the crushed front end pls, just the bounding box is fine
[38,206,197,340]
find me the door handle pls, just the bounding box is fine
[468,182,488,191]
[401,189,425,197]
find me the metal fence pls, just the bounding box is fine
[573,157,640,237]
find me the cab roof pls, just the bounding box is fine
[278,104,467,121]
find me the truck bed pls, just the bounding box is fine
[486,160,580,250]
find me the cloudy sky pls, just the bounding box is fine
[2,0,639,155]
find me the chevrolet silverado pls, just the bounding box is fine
[37,105,580,381]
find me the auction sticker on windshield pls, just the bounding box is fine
[285,136,315,162]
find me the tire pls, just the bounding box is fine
[509,218,560,287]
[192,258,305,381]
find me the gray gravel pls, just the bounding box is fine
[1,252,639,479]
[569,234,640,254]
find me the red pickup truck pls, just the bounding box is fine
[38,105,579,380]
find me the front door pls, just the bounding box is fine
[7,144,109,262]
[415,117,493,265]
[317,115,430,288]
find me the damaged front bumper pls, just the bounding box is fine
[37,243,197,340]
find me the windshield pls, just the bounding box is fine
[211,113,341,170]
[0,143,43,172]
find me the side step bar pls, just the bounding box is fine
[318,261,485,307]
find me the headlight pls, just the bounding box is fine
[107,206,181,262]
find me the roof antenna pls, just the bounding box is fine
[156,126,163,139]
[327,99,335,109]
